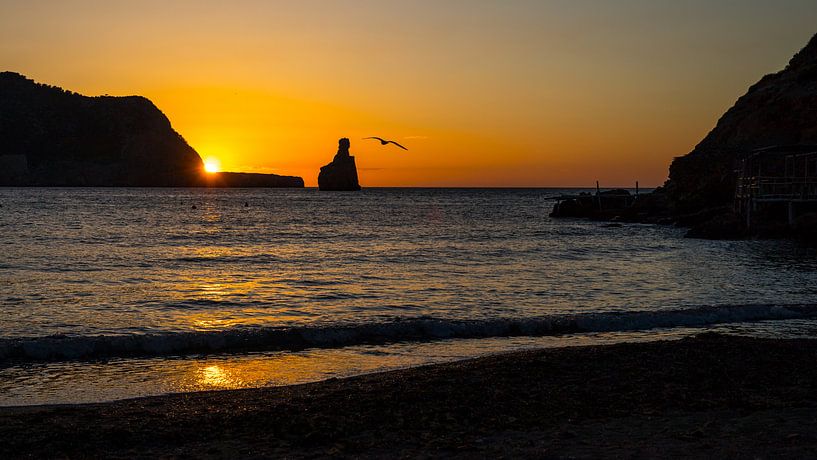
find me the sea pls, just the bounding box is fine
[2,187,817,406]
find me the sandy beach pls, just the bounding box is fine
[3,333,817,458]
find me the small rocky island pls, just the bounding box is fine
[318,138,361,191]
[0,72,303,187]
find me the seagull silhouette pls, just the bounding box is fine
[363,137,408,151]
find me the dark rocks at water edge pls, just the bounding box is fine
[549,189,680,226]
[318,137,361,191]
[0,72,303,187]
[549,189,635,220]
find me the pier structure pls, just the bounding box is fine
[735,146,817,228]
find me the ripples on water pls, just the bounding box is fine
[1,187,817,405]
[3,187,816,338]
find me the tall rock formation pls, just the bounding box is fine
[664,33,817,214]
[318,138,361,191]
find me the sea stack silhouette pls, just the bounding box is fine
[318,138,361,191]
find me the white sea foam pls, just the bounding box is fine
[2,303,815,364]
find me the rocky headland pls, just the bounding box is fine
[551,33,817,241]
[204,172,303,188]
[665,33,817,216]
[318,138,361,191]
[0,72,303,187]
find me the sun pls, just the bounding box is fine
[203,158,221,173]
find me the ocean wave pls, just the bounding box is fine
[169,254,284,264]
[2,303,816,364]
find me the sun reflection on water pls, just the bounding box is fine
[198,365,236,388]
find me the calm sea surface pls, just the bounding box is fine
[2,187,817,405]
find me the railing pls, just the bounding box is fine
[736,176,817,201]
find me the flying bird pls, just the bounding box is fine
[363,137,408,151]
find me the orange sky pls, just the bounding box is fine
[2,1,816,186]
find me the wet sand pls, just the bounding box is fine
[3,333,817,458]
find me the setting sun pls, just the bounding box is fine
[203,158,221,173]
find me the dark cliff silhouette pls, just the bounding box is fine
[550,33,817,241]
[318,138,361,191]
[665,33,817,214]
[0,72,303,187]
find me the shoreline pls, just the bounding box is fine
[5,333,817,458]
[6,304,817,365]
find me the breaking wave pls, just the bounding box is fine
[2,303,817,364]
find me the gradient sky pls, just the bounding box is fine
[2,1,816,186]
